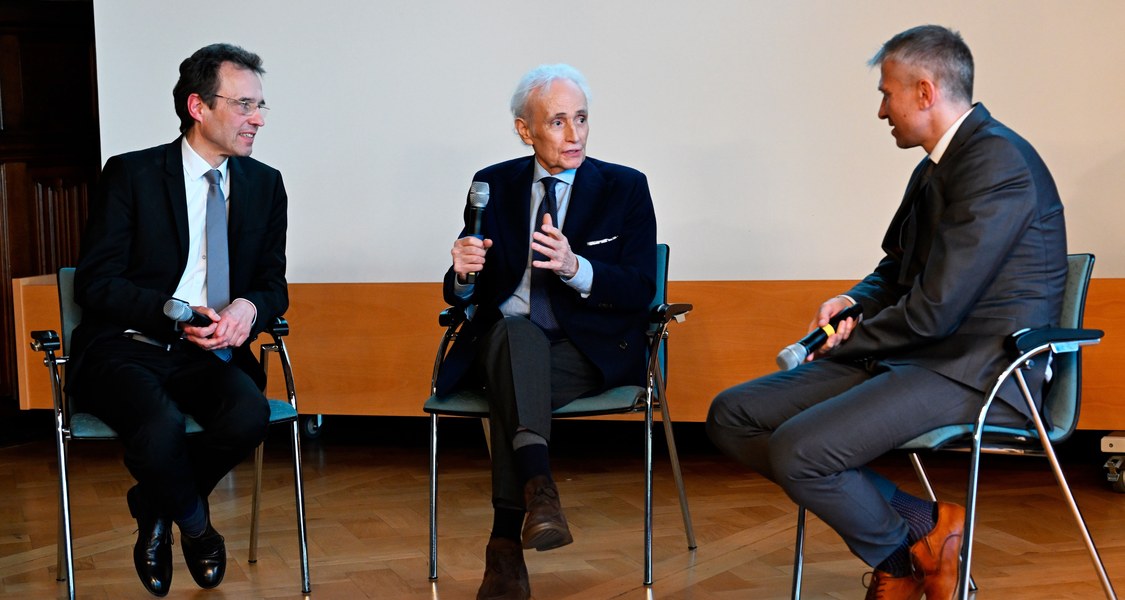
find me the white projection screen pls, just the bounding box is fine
[92,1,1125,284]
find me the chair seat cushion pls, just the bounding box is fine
[69,398,297,440]
[424,385,646,418]
[899,421,1068,451]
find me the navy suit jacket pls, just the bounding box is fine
[832,104,1067,421]
[69,138,289,390]
[436,156,657,396]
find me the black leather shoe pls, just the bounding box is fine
[127,486,173,597]
[181,523,226,589]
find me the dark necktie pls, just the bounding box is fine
[529,177,561,338]
[204,169,232,361]
[898,159,936,285]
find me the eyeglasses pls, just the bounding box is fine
[212,94,270,117]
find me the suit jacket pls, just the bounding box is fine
[436,156,657,396]
[831,104,1067,421]
[68,138,288,389]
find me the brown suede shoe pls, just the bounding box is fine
[521,475,573,551]
[477,537,530,600]
[863,569,924,600]
[910,501,966,600]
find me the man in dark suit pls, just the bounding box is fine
[441,64,657,600]
[69,43,287,597]
[706,25,1066,599]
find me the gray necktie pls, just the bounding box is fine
[204,169,230,310]
[204,169,232,362]
[529,177,561,338]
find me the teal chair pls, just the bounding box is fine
[423,243,697,586]
[29,268,311,599]
[790,253,1116,599]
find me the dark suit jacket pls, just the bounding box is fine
[436,156,657,396]
[832,104,1067,421]
[68,138,288,389]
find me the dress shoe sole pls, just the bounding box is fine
[522,522,573,551]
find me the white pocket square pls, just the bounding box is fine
[586,236,618,246]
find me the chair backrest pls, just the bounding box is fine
[57,267,82,357]
[652,244,670,380]
[652,244,669,311]
[1042,253,1095,439]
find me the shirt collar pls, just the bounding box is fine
[929,105,975,165]
[181,137,229,182]
[532,160,577,187]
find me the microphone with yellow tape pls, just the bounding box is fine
[776,302,863,370]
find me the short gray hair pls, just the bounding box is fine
[510,64,591,119]
[869,25,974,105]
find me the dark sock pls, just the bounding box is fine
[491,507,525,542]
[875,490,936,577]
[174,496,208,538]
[876,540,914,577]
[513,442,552,486]
[890,489,936,545]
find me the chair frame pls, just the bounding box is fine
[29,268,311,599]
[424,244,697,586]
[790,253,1117,600]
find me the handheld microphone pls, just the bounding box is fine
[163,298,213,327]
[464,181,490,284]
[776,302,863,370]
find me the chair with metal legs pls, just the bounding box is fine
[29,267,311,599]
[423,243,697,586]
[791,253,1115,600]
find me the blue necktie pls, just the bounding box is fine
[529,177,561,339]
[204,169,232,362]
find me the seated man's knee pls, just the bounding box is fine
[705,387,752,456]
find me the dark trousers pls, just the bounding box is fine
[73,336,270,519]
[706,358,1028,567]
[474,316,602,511]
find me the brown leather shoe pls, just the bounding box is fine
[521,475,573,551]
[863,569,924,600]
[910,501,965,600]
[477,537,530,600]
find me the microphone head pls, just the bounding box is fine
[468,181,490,208]
[162,298,191,322]
[776,343,808,371]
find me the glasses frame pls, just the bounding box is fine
[212,94,270,117]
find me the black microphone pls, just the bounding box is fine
[463,181,490,284]
[162,298,213,327]
[776,302,863,370]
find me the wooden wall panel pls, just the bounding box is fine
[14,278,1125,430]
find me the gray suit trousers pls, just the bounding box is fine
[706,358,1027,566]
[475,316,602,510]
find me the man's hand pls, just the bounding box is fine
[182,301,256,351]
[452,236,493,282]
[531,213,579,279]
[806,296,858,361]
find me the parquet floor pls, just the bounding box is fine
[0,417,1122,599]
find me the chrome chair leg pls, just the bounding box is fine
[655,368,696,550]
[249,443,265,563]
[55,428,75,600]
[429,413,439,581]
[1014,370,1116,599]
[792,506,805,600]
[643,386,655,586]
[289,418,312,594]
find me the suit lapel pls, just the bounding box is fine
[498,159,536,278]
[227,157,246,267]
[162,140,191,268]
[561,159,605,241]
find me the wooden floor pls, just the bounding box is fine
[0,417,1122,599]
